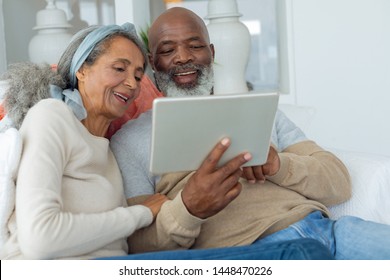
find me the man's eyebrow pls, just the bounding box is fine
[158,39,176,47]
[185,36,203,42]
[158,36,204,46]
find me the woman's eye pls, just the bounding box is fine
[115,67,125,72]
[135,76,142,82]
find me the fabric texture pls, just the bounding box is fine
[99,238,334,260]
[0,99,153,260]
[254,211,390,260]
[50,85,87,121]
[328,149,390,225]
[0,128,22,248]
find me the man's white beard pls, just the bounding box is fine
[154,64,214,97]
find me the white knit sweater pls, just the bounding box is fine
[0,99,152,259]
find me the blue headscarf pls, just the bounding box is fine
[51,22,138,120]
[69,22,138,88]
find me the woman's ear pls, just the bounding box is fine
[75,67,86,82]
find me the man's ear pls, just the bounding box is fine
[210,44,215,61]
[148,54,156,71]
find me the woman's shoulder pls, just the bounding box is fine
[22,98,76,130]
[33,97,68,109]
[29,98,73,117]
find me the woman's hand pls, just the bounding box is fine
[141,193,169,219]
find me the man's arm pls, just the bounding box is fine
[127,191,204,252]
[110,111,158,199]
[268,140,352,206]
[127,138,252,253]
[243,110,351,206]
[272,110,352,206]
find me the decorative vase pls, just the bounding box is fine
[28,0,73,65]
[206,0,251,95]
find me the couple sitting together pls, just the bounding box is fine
[1,7,390,260]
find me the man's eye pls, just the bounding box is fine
[159,49,174,55]
[191,45,205,49]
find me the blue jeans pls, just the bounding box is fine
[253,211,390,260]
[99,238,333,260]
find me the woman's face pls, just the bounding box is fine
[76,36,145,121]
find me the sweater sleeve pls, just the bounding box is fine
[128,192,205,253]
[16,100,153,259]
[267,140,352,206]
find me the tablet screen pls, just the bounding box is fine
[150,92,279,174]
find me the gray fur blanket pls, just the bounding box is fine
[1,62,65,129]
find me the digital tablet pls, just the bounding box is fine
[150,92,279,174]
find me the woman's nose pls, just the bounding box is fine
[124,75,137,89]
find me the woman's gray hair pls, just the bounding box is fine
[1,23,147,128]
[1,63,64,129]
[57,24,148,89]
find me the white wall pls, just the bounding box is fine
[0,0,7,74]
[2,0,389,156]
[286,0,390,156]
[114,0,150,32]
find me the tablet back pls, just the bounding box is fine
[150,92,279,174]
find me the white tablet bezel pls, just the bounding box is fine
[150,92,279,174]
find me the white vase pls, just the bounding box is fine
[28,0,72,65]
[29,28,73,65]
[206,0,251,95]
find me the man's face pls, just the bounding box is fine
[154,63,214,97]
[149,15,215,97]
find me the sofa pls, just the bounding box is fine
[279,103,390,225]
[1,89,390,250]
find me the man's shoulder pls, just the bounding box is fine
[111,109,153,143]
[119,109,152,130]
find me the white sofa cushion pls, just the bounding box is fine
[328,149,390,224]
[279,103,390,225]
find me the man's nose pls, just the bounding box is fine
[173,46,194,64]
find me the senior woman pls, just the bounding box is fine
[0,23,169,260]
[0,23,333,260]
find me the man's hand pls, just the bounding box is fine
[141,193,169,219]
[242,145,280,184]
[181,138,252,219]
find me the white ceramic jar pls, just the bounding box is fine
[28,0,72,65]
[206,0,251,95]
